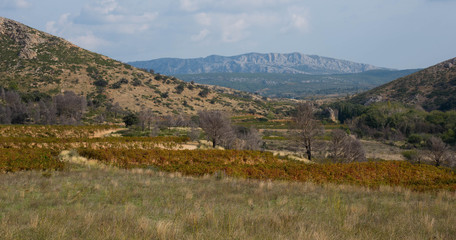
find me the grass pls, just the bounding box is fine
[0,166,455,239]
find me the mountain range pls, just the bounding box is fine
[129,53,386,75]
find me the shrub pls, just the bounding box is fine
[123,113,139,127]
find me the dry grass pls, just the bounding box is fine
[1,165,455,239]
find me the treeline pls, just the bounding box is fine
[0,89,86,125]
[329,101,456,146]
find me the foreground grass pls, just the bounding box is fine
[1,166,455,240]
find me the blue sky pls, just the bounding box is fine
[1,0,455,69]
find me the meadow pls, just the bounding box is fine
[1,125,456,239]
[1,166,455,239]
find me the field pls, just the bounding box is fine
[1,167,455,239]
[1,125,456,239]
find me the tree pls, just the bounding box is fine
[329,129,366,162]
[235,126,262,150]
[291,103,323,161]
[53,91,86,124]
[427,136,450,167]
[138,109,155,131]
[198,110,233,148]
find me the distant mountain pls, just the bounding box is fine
[0,17,281,115]
[129,53,387,75]
[350,57,456,111]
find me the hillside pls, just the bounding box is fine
[175,69,419,99]
[0,17,285,116]
[350,57,456,111]
[129,52,386,75]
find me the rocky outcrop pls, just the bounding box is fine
[129,52,386,75]
[0,17,48,59]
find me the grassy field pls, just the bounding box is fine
[1,125,456,239]
[1,165,455,240]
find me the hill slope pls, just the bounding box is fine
[0,17,284,116]
[350,57,456,111]
[129,53,386,75]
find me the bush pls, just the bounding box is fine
[131,78,142,86]
[94,79,108,87]
[407,134,423,144]
[175,84,185,94]
[198,88,210,98]
[123,113,139,127]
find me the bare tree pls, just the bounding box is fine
[427,136,450,167]
[53,91,86,124]
[329,129,347,160]
[198,110,233,148]
[109,102,123,119]
[235,126,263,150]
[138,109,155,131]
[291,103,323,161]
[341,136,366,162]
[4,90,28,124]
[329,129,366,162]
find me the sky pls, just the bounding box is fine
[1,0,455,69]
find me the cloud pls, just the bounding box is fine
[179,0,201,12]
[191,29,210,41]
[74,0,157,27]
[195,13,211,26]
[69,32,110,50]
[43,0,160,52]
[0,0,30,9]
[45,13,71,35]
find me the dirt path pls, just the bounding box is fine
[90,128,127,138]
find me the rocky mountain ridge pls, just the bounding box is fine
[129,52,386,75]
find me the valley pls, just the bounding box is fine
[1,15,456,240]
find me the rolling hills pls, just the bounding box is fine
[175,69,419,99]
[0,17,286,116]
[350,57,456,111]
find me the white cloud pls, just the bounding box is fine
[69,32,110,50]
[195,13,211,26]
[221,17,248,43]
[45,13,71,35]
[280,7,310,33]
[191,29,210,41]
[15,0,29,8]
[74,0,158,27]
[291,13,310,32]
[0,0,30,8]
[180,0,200,12]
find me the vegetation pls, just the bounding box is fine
[0,148,64,173]
[176,69,419,99]
[350,58,456,111]
[78,147,456,191]
[330,101,456,145]
[1,167,455,239]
